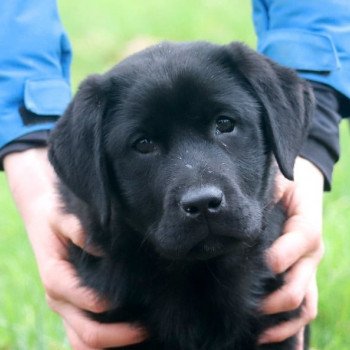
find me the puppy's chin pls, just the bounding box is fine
[188,236,241,260]
[157,235,242,261]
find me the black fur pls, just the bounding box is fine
[49,42,314,350]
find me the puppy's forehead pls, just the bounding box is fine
[116,43,259,126]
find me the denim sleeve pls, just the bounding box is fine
[0,0,72,151]
[252,0,349,190]
[252,0,350,106]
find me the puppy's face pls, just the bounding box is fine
[49,42,313,261]
[105,65,268,259]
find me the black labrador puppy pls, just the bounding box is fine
[49,42,314,350]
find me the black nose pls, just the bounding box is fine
[180,186,224,216]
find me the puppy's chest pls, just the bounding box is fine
[81,248,268,344]
[121,258,273,350]
[70,203,285,349]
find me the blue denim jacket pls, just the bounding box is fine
[253,0,350,102]
[1,0,349,150]
[0,0,72,149]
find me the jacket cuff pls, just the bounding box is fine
[299,138,334,191]
[0,131,49,170]
[300,81,341,191]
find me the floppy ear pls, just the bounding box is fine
[224,43,315,180]
[49,74,111,226]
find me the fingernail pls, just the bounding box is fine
[84,243,105,257]
[258,333,270,345]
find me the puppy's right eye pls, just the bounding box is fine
[215,117,235,134]
[133,138,157,154]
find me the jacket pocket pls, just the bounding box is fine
[24,78,71,116]
[258,29,340,72]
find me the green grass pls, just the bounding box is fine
[59,0,255,89]
[0,0,349,348]
[316,124,350,349]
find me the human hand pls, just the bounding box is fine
[4,148,146,349]
[259,157,325,348]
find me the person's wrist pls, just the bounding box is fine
[293,157,324,225]
[3,148,56,225]
[4,147,49,174]
[294,157,324,189]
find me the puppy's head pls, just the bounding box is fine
[49,42,314,260]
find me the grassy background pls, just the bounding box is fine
[0,0,349,349]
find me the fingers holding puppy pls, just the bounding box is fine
[259,275,318,345]
[58,308,146,350]
[4,149,146,349]
[42,219,147,349]
[266,222,324,276]
[259,157,324,344]
[42,259,108,314]
[263,220,324,315]
[51,213,104,257]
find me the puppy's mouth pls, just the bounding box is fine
[187,235,240,260]
[157,234,242,261]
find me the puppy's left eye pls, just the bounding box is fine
[134,138,158,154]
[215,117,235,134]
